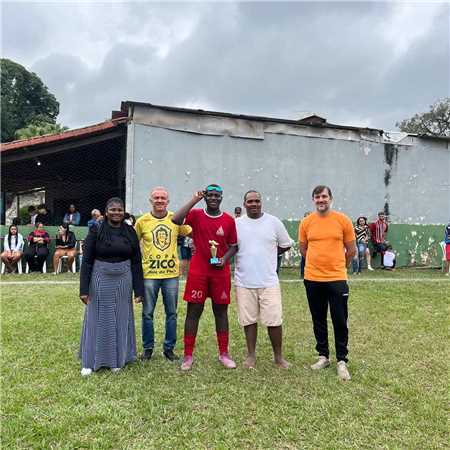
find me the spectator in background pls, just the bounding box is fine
[87,209,101,230]
[382,245,396,271]
[443,222,450,276]
[124,213,136,227]
[24,222,50,272]
[63,204,81,226]
[27,205,38,225]
[35,204,52,226]
[1,225,24,273]
[352,216,374,274]
[369,211,389,267]
[179,236,193,277]
[234,207,242,218]
[53,223,77,274]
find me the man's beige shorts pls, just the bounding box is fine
[235,285,282,327]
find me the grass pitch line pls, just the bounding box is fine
[1,278,447,286]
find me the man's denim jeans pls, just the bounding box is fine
[142,277,179,351]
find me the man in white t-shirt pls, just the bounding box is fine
[235,190,293,369]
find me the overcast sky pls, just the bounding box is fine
[2,1,449,131]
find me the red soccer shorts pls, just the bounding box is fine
[183,274,231,304]
[446,243,450,261]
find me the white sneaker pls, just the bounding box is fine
[111,368,121,373]
[337,361,351,381]
[310,356,330,370]
[367,265,374,271]
[80,368,92,376]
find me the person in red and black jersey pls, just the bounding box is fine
[369,211,389,267]
[172,184,238,371]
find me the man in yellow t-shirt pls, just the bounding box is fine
[135,187,191,362]
[298,185,356,381]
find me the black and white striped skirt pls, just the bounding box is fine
[80,259,137,370]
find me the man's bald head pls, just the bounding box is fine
[150,186,169,200]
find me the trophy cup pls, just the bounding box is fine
[209,240,220,265]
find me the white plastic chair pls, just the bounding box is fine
[56,255,76,274]
[1,259,23,274]
[26,258,47,273]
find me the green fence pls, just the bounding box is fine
[1,223,446,271]
[282,221,446,268]
[1,226,90,272]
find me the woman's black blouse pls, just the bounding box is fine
[79,225,144,297]
[55,231,76,249]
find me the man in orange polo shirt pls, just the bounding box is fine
[298,185,356,381]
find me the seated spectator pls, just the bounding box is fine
[124,212,136,226]
[53,223,77,274]
[24,222,50,272]
[63,204,81,226]
[352,216,374,274]
[87,209,101,230]
[1,225,24,273]
[369,211,389,267]
[35,204,52,226]
[382,245,396,270]
[234,207,242,218]
[27,205,38,225]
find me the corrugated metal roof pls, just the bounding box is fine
[122,100,384,135]
[0,117,128,154]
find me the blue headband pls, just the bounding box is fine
[206,185,223,193]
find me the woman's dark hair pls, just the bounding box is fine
[356,216,368,226]
[8,224,18,250]
[97,197,133,246]
[59,223,70,241]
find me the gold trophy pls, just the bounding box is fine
[209,240,220,265]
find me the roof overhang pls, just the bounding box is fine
[1,118,128,163]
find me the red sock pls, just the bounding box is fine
[184,334,196,357]
[216,331,229,355]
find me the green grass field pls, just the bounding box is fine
[1,270,449,449]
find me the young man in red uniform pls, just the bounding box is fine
[172,184,238,371]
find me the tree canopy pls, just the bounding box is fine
[14,121,68,140]
[1,58,61,142]
[396,98,450,137]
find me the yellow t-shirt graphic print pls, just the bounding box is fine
[135,212,191,279]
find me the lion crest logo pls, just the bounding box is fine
[152,224,172,251]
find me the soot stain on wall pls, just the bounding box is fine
[384,143,399,217]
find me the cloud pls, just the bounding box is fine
[2,1,448,131]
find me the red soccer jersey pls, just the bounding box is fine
[185,208,237,276]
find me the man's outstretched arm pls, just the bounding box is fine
[172,191,204,225]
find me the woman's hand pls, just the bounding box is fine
[134,296,143,304]
[80,295,90,305]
